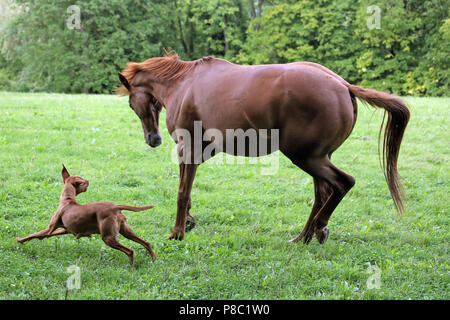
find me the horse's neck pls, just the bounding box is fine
[151,80,179,109]
[150,57,220,108]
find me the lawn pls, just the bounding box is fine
[0,92,448,299]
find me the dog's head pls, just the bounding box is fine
[61,164,89,195]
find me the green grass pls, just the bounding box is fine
[0,92,448,300]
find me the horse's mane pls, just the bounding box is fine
[117,52,212,95]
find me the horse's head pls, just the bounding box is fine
[118,73,163,148]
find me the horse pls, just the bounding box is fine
[117,52,410,244]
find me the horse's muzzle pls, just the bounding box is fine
[148,133,162,148]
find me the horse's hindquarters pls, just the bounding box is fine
[278,77,356,161]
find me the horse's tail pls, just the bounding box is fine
[116,205,154,212]
[347,84,410,214]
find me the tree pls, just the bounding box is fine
[1,0,179,93]
[0,0,448,95]
[235,0,363,84]
[172,0,250,59]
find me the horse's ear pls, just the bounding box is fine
[118,73,130,91]
[62,164,70,183]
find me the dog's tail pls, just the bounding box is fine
[116,205,154,212]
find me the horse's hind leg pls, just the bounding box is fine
[291,156,355,244]
[289,177,332,243]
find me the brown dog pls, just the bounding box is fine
[16,165,157,267]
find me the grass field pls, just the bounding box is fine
[0,92,448,300]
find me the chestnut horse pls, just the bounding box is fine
[117,53,409,244]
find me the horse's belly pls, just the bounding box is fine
[202,129,280,158]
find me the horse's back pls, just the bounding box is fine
[183,59,356,157]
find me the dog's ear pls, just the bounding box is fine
[118,73,130,91]
[61,164,70,182]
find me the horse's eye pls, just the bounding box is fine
[129,102,134,110]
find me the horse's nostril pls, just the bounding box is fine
[149,134,162,147]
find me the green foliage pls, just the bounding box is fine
[0,0,448,95]
[411,15,450,96]
[1,0,176,93]
[353,0,448,94]
[238,0,449,95]
[234,0,363,84]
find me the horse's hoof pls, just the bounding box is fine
[185,215,196,232]
[303,232,314,245]
[165,230,184,241]
[317,227,329,244]
[289,228,313,244]
[289,230,306,243]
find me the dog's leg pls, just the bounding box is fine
[102,235,135,267]
[100,216,135,267]
[16,228,51,243]
[17,211,63,243]
[119,218,157,260]
[16,227,68,243]
[48,228,69,236]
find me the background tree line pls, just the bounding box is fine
[0,0,448,96]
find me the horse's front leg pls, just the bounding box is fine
[167,163,198,240]
[178,164,196,232]
[185,195,196,231]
